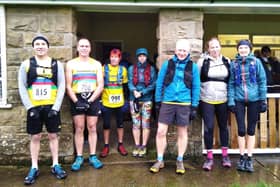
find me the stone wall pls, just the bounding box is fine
[157,9,204,156]
[0,6,76,164]
[0,7,204,165]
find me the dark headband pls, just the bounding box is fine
[32,36,49,48]
[237,40,252,50]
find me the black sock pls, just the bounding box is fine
[104,144,109,147]
[90,154,96,157]
[118,142,123,146]
[240,155,245,160]
[247,156,252,161]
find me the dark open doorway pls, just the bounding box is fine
[75,11,158,151]
[94,41,122,64]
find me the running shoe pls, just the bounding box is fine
[51,164,67,179]
[100,146,109,158]
[176,161,185,174]
[118,144,128,156]
[71,156,84,171]
[24,168,39,185]
[150,160,164,173]
[222,156,232,168]
[89,155,103,169]
[202,159,214,171]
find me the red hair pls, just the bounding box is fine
[110,48,121,58]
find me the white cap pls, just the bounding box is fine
[176,39,190,51]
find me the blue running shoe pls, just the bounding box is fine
[24,168,39,185]
[51,164,67,179]
[89,155,103,169]
[71,156,84,171]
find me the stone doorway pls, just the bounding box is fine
[75,11,158,154]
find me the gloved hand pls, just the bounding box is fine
[133,98,140,113]
[75,100,90,111]
[259,100,267,113]
[189,106,198,121]
[28,107,40,119]
[228,105,236,113]
[48,109,58,118]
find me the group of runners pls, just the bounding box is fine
[18,35,267,185]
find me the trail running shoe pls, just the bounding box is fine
[132,147,140,157]
[24,168,39,185]
[89,155,103,169]
[100,146,109,158]
[236,158,246,172]
[71,156,84,171]
[202,159,214,171]
[245,159,254,173]
[222,156,232,168]
[176,161,185,174]
[118,144,128,156]
[51,164,67,179]
[138,147,147,158]
[150,161,164,173]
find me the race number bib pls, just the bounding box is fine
[109,94,122,104]
[77,81,93,93]
[32,85,51,100]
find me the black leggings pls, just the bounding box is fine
[201,101,229,149]
[102,106,124,130]
[235,101,259,137]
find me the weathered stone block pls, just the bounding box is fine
[7,48,33,65]
[7,89,21,104]
[48,47,73,62]
[7,32,24,48]
[55,16,72,32]
[160,21,203,40]
[41,15,55,32]
[7,16,39,32]
[0,134,29,156]
[0,106,26,125]
[64,33,77,48]
[160,9,203,23]
[48,34,64,46]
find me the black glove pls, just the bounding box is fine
[48,109,58,118]
[75,100,90,111]
[189,106,198,121]
[28,107,40,119]
[228,105,236,113]
[133,98,140,113]
[259,100,267,113]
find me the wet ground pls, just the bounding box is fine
[2,154,280,187]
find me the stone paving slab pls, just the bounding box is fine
[1,155,280,187]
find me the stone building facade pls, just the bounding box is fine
[0,5,203,164]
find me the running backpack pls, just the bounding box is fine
[163,59,193,89]
[133,63,151,87]
[104,64,123,85]
[200,56,230,83]
[233,57,257,86]
[27,56,58,88]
